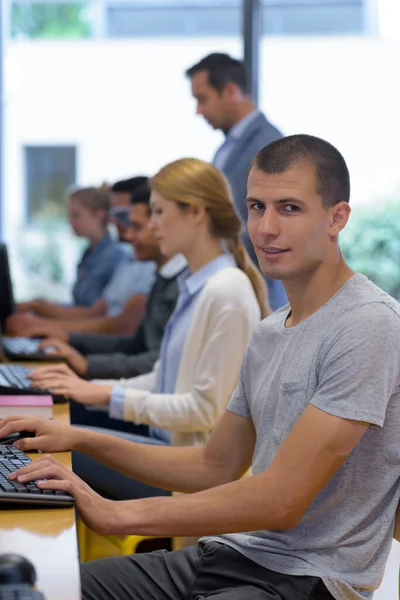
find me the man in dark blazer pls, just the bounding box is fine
[186,53,287,310]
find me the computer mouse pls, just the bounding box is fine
[0,430,36,445]
[0,553,36,585]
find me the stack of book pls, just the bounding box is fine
[0,395,53,419]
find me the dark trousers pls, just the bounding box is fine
[81,541,335,600]
[70,399,149,436]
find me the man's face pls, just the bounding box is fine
[124,203,161,262]
[190,70,233,131]
[246,164,350,282]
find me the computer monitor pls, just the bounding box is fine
[0,243,15,329]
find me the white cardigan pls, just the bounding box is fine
[105,267,261,447]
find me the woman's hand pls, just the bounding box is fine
[29,363,112,405]
[38,338,88,376]
[0,415,80,453]
[8,455,116,535]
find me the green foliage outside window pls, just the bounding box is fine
[341,200,400,301]
[12,2,91,39]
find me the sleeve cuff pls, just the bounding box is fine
[109,386,126,420]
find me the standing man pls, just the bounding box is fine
[186,52,286,310]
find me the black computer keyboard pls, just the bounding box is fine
[3,338,44,355]
[0,445,75,508]
[0,365,67,404]
[0,584,45,599]
[2,338,60,363]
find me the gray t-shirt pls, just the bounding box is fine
[208,274,400,600]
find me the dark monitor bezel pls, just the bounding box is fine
[0,242,15,330]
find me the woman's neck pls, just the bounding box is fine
[185,238,224,273]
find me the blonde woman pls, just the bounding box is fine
[3,158,269,501]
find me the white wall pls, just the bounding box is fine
[3,35,400,298]
[261,36,400,205]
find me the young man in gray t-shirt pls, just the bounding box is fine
[1,134,399,600]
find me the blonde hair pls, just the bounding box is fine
[67,186,111,228]
[151,158,270,318]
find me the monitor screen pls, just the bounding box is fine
[0,242,15,328]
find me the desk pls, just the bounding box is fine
[0,404,81,600]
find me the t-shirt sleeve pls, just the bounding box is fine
[310,302,400,427]
[226,352,251,418]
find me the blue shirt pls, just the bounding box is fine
[109,253,237,441]
[213,109,260,171]
[102,252,156,317]
[72,233,123,307]
[213,111,288,312]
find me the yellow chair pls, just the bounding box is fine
[78,519,170,562]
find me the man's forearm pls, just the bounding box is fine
[48,315,136,335]
[86,350,158,380]
[74,429,228,494]
[106,471,289,537]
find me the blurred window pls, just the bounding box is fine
[25,146,76,219]
[107,5,240,37]
[262,0,364,35]
[11,2,91,39]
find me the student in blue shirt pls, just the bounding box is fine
[10,179,155,335]
[16,185,124,310]
[68,186,124,306]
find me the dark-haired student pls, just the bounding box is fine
[6,180,156,338]
[3,135,400,600]
[186,52,287,311]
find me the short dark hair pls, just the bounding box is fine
[186,53,248,95]
[251,134,350,206]
[110,176,148,194]
[130,181,151,214]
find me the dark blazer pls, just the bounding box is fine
[215,111,287,310]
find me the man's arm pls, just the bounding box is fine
[69,320,147,357]
[74,409,255,493]
[60,293,146,335]
[8,405,368,538]
[106,404,368,536]
[86,349,159,380]
[6,294,147,338]
[5,410,255,493]
[17,298,107,319]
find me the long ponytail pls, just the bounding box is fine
[227,237,270,319]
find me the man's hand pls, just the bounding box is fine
[28,364,112,405]
[5,313,68,341]
[16,299,48,315]
[8,455,116,534]
[38,338,88,376]
[0,415,80,452]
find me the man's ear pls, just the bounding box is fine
[329,201,351,236]
[222,81,242,100]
